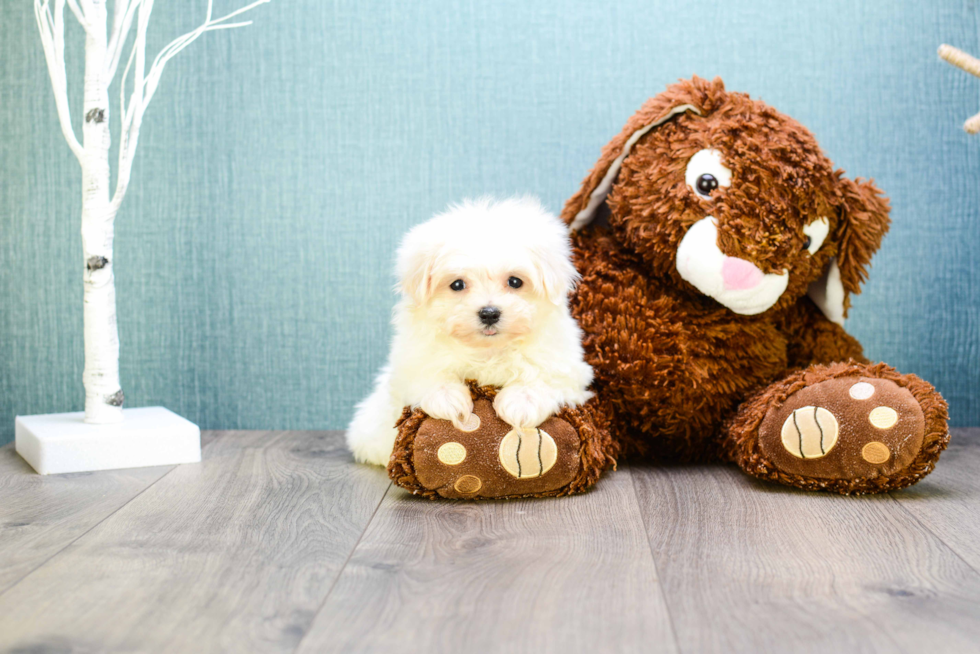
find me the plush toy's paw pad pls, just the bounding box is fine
[498,428,558,478]
[410,398,582,499]
[760,376,925,481]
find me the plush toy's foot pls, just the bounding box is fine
[725,362,949,494]
[388,383,616,500]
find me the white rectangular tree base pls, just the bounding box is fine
[15,406,201,475]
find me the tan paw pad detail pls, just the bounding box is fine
[499,428,558,479]
[437,442,466,465]
[453,475,482,494]
[780,406,839,459]
[849,382,876,400]
[862,441,891,464]
[869,406,898,430]
[458,414,481,432]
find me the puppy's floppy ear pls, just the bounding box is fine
[560,76,728,230]
[395,230,440,306]
[532,244,581,305]
[807,174,890,323]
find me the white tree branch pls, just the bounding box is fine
[111,0,269,210]
[111,0,132,39]
[141,0,269,106]
[33,0,84,162]
[966,111,980,135]
[65,0,90,31]
[939,44,980,134]
[112,0,150,212]
[939,44,980,79]
[106,0,141,82]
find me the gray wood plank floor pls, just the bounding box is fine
[0,445,174,596]
[1,429,978,654]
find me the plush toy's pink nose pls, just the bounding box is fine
[722,257,764,290]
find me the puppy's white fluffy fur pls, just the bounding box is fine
[347,197,594,466]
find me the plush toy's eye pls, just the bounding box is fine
[507,276,523,289]
[696,174,719,196]
[802,217,830,255]
[450,279,466,291]
[685,149,732,200]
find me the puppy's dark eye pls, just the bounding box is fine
[696,174,719,197]
[508,276,523,289]
[802,236,812,251]
[450,279,465,291]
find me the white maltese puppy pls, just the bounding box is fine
[347,197,594,466]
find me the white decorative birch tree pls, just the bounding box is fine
[33,0,269,424]
[939,44,980,134]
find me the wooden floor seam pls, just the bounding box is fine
[291,481,393,654]
[628,461,684,654]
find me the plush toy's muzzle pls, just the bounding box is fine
[676,216,790,315]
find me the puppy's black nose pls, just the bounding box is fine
[478,306,501,326]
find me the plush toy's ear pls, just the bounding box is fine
[806,258,846,325]
[807,175,890,324]
[560,76,727,230]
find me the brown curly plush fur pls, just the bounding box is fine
[562,76,949,493]
[388,382,619,500]
[388,407,434,497]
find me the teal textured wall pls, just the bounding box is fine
[1,0,978,445]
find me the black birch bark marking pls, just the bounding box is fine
[86,256,108,271]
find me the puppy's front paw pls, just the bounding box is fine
[494,386,556,430]
[420,383,474,429]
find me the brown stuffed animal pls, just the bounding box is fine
[563,76,949,494]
